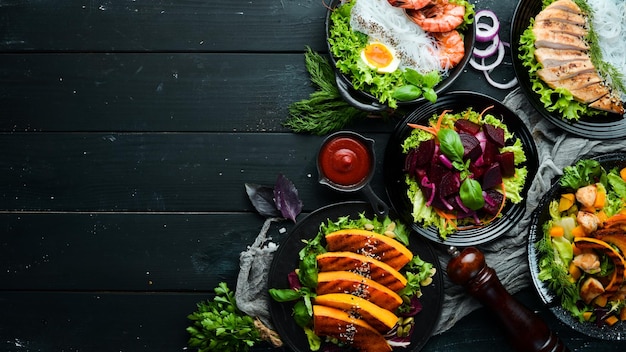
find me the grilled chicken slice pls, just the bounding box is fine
[569,82,611,104]
[535,8,586,27]
[546,0,583,14]
[534,47,589,68]
[540,72,602,91]
[532,28,589,51]
[537,60,595,82]
[589,92,626,114]
[534,19,587,37]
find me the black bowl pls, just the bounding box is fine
[528,152,626,340]
[325,0,476,112]
[510,0,626,139]
[383,91,539,246]
[268,201,444,352]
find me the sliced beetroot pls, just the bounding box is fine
[440,171,461,198]
[482,140,499,166]
[483,123,505,148]
[459,133,481,161]
[469,161,485,180]
[428,162,448,184]
[497,151,516,177]
[483,189,504,215]
[482,162,503,190]
[454,119,481,135]
[414,139,436,166]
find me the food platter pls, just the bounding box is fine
[268,201,444,352]
[383,91,539,246]
[527,152,626,340]
[510,0,626,139]
[324,0,476,112]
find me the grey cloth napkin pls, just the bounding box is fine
[433,87,626,335]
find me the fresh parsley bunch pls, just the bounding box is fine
[187,282,261,352]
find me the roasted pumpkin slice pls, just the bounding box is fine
[594,228,626,257]
[316,271,403,311]
[316,251,407,292]
[313,305,392,352]
[574,237,626,293]
[315,293,398,333]
[325,229,413,270]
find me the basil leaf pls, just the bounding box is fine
[403,68,424,86]
[423,87,437,103]
[268,288,302,302]
[274,173,303,222]
[422,70,441,87]
[298,252,318,288]
[437,128,464,163]
[392,85,422,101]
[460,178,485,210]
[293,300,313,328]
[245,183,281,217]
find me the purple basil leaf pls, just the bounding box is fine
[244,183,281,218]
[273,174,303,222]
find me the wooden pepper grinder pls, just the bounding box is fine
[446,247,570,352]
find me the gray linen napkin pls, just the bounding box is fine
[432,87,626,335]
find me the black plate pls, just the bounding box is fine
[268,201,444,352]
[325,0,475,111]
[510,0,626,139]
[383,91,539,247]
[528,152,626,340]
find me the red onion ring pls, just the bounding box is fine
[475,10,500,42]
[473,30,500,58]
[469,41,505,71]
[483,67,519,90]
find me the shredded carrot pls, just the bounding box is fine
[407,123,437,136]
[435,109,452,132]
[478,105,494,119]
[435,208,457,231]
[621,167,626,182]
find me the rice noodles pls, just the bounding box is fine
[349,0,444,75]
[587,0,626,101]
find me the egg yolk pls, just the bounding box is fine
[363,43,394,69]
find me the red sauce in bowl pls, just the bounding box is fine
[318,136,372,187]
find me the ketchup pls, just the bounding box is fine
[318,136,372,187]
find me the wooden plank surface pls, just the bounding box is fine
[2,0,623,350]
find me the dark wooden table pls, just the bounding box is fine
[1,0,624,351]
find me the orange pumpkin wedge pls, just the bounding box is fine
[313,305,392,352]
[325,229,413,270]
[316,271,403,311]
[574,237,626,293]
[316,251,407,292]
[314,293,398,333]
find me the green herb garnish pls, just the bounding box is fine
[187,282,262,352]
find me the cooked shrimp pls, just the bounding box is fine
[432,30,465,69]
[387,0,432,10]
[575,184,597,208]
[572,252,601,274]
[407,0,465,33]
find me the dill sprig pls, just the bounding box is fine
[283,47,368,135]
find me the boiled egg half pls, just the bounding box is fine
[360,41,400,73]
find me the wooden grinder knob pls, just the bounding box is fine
[446,247,569,352]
